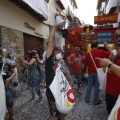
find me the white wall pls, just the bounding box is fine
[0,0,49,39]
[45,0,65,48]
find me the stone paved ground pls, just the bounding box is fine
[5,80,108,120]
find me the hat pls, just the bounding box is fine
[32,50,37,54]
[53,45,62,52]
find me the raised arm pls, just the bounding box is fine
[19,56,36,66]
[46,22,65,58]
[103,42,111,52]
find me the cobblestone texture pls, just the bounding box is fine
[5,80,108,120]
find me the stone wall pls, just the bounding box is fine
[1,25,25,81]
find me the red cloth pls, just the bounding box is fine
[106,59,120,97]
[69,53,82,74]
[85,49,110,74]
[53,45,62,52]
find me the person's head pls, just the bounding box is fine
[10,53,15,60]
[75,47,80,56]
[33,48,38,54]
[25,50,31,60]
[32,50,37,54]
[30,50,37,58]
[53,45,63,60]
[114,42,120,57]
[91,41,98,49]
[6,53,11,59]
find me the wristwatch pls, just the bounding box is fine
[108,62,113,69]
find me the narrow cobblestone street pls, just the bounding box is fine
[5,80,109,120]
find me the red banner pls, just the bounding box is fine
[94,14,118,25]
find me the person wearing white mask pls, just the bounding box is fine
[45,22,66,120]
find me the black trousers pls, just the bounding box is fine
[46,88,60,118]
[106,93,117,115]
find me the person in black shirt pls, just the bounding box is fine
[45,22,65,120]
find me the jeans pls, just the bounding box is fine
[73,74,82,87]
[5,86,14,107]
[85,73,100,104]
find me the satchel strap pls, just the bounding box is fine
[90,52,97,70]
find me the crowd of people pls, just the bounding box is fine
[1,22,120,120]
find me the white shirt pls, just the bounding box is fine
[42,51,46,62]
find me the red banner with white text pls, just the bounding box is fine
[94,14,118,25]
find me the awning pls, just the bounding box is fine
[106,0,118,14]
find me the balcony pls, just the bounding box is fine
[66,7,74,21]
[55,15,63,23]
[9,0,48,21]
[106,0,118,14]
[55,0,65,10]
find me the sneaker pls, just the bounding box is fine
[93,100,101,105]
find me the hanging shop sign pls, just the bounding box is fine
[95,28,117,43]
[94,14,118,25]
[24,22,43,37]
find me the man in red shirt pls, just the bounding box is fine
[68,47,83,95]
[85,41,110,105]
[105,42,120,114]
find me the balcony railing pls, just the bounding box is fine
[55,0,65,10]
[9,0,48,21]
[66,7,74,21]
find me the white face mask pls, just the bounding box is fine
[55,53,62,60]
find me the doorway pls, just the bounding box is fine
[23,33,44,55]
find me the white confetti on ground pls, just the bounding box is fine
[5,80,108,120]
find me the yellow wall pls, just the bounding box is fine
[87,44,115,52]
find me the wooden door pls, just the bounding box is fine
[24,33,44,55]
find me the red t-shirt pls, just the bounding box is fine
[85,49,110,74]
[106,58,120,97]
[69,53,82,74]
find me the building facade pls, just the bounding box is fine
[97,0,120,27]
[0,0,78,80]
